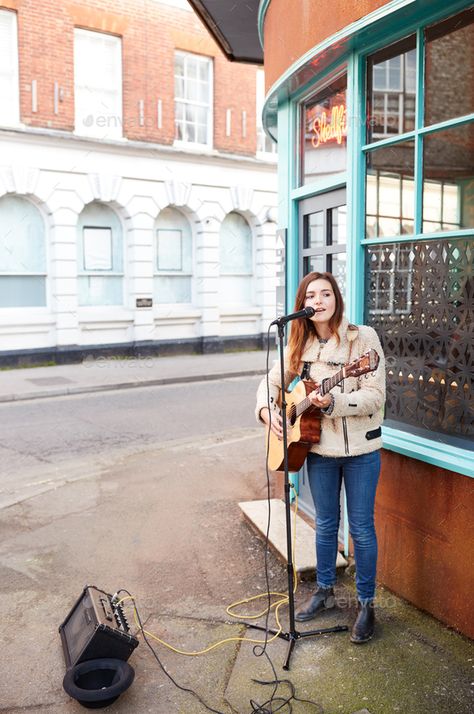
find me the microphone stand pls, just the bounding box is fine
[246,318,348,670]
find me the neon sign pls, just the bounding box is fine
[311,104,347,148]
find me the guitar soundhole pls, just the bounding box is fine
[289,405,297,426]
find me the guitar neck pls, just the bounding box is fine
[296,366,346,417]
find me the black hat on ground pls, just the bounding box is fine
[62,657,135,709]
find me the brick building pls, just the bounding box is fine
[0,0,277,362]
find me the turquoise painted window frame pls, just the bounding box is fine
[355,9,473,478]
[279,3,473,478]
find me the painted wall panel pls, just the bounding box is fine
[376,450,474,638]
[264,0,392,89]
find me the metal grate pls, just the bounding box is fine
[27,377,74,386]
[365,238,473,440]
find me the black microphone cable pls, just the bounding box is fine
[113,321,322,713]
[246,322,282,712]
[115,588,227,714]
[245,322,323,714]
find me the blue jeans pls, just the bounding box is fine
[306,450,381,603]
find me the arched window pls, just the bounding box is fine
[77,202,123,306]
[154,207,192,304]
[0,195,46,307]
[219,212,253,305]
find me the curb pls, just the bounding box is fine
[0,368,267,404]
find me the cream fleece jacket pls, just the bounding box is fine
[255,318,386,457]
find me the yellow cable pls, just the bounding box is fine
[117,484,302,657]
[226,484,299,619]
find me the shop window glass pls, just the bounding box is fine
[301,74,347,185]
[0,196,46,307]
[423,122,474,233]
[220,212,253,305]
[367,38,416,143]
[154,208,192,304]
[365,238,473,445]
[77,203,123,306]
[366,141,415,238]
[425,8,474,127]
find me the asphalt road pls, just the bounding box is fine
[1,376,472,714]
[0,375,262,509]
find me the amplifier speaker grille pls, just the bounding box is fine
[59,585,139,668]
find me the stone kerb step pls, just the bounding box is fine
[239,498,348,574]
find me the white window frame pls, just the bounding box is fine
[0,196,47,309]
[256,69,277,158]
[154,234,193,305]
[154,208,194,306]
[83,227,113,271]
[78,223,124,306]
[219,212,255,307]
[156,229,184,272]
[74,28,123,140]
[174,50,213,149]
[0,9,20,127]
[77,203,124,308]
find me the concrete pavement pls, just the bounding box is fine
[0,349,277,403]
[0,349,473,713]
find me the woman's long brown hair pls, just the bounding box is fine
[287,272,344,375]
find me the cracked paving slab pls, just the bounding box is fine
[0,430,283,712]
[1,429,473,713]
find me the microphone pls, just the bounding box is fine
[271,306,315,327]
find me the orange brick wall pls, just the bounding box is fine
[1,0,259,153]
[263,0,392,90]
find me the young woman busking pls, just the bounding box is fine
[256,272,386,643]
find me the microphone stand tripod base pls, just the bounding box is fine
[255,320,348,670]
[243,622,348,671]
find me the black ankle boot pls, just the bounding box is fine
[295,586,335,622]
[350,600,375,643]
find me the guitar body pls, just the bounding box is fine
[263,349,380,473]
[266,380,321,472]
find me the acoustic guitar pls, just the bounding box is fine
[266,349,380,472]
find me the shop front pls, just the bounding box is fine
[260,0,473,637]
[190,0,473,638]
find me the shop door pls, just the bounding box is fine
[297,188,347,545]
[299,187,347,289]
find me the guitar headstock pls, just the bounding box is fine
[345,349,380,378]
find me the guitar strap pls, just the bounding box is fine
[301,325,358,380]
[301,361,312,380]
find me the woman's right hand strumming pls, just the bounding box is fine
[260,407,284,440]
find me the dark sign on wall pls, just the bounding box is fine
[136,298,153,308]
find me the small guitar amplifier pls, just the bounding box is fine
[59,585,139,668]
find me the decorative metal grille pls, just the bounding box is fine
[365,238,473,441]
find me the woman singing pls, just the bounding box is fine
[256,272,386,643]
